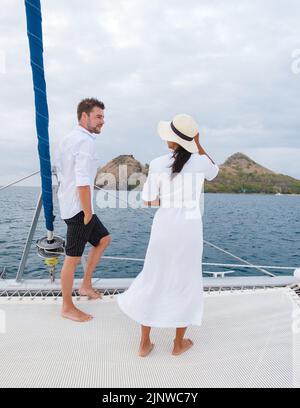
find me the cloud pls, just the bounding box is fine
[0,0,300,186]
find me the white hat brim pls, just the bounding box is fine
[157,121,198,153]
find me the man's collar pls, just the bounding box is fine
[77,124,96,139]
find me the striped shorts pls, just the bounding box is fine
[64,211,110,257]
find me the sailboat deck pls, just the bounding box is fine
[0,287,299,388]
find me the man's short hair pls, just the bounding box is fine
[77,98,105,121]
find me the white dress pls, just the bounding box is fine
[117,152,219,328]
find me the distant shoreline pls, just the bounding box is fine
[2,185,300,195]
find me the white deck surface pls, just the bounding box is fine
[0,287,300,388]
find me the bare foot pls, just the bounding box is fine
[61,306,93,322]
[78,287,102,300]
[139,341,155,357]
[172,338,194,356]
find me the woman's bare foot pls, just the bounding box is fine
[139,340,155,357]
[172,338,194,356]
[78,287,102,300]
[61,306,93,322]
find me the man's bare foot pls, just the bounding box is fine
[139,341,155,357]
[61,306,93,322]
[78,287,102,300]
[172,338,194,356]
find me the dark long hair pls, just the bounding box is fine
[170,145,192,177]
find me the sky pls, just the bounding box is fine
[0,0,300,186]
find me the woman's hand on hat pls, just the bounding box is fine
[195,132,207,156]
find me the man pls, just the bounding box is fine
[56,98,111,322]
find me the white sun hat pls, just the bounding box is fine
[158,113,199,153]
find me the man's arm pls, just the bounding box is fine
[194,133,215,164]
[77,186,93,224]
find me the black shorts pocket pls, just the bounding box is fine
[83,214,94,227]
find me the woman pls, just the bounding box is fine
[117,114,219,357]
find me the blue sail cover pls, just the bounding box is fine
[24,0,54,231]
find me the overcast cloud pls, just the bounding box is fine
[0,0,300,186]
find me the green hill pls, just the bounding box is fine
[205,152,300,194]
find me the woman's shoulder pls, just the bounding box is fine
[189,153,208,166]
[190,153,214,166]
[149,154,172,170]
[189,154,219,180]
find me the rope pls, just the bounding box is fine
[0,171,40,191]
[31,250,298,271]
[202,240,274,277]
[100,256,296,270]
[202,263,296,270]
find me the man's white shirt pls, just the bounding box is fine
[55,125,98,219]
